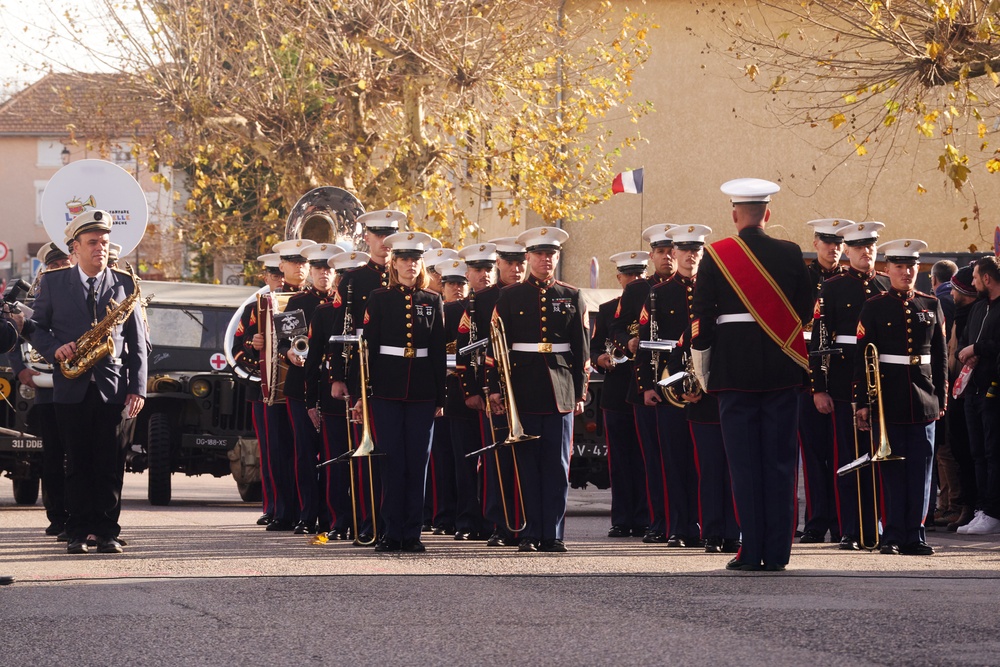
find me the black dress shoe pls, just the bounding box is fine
[374,538,401,553]
[799,530,824,544]
[642,531,667,544]
[704,537,724,553]
[666,534,686,548]
[115,537,129,547]
[539,539,568,553]
[900,541,934,556]
[324,529,350,541]
[725,557,762,571]
[839,536,861,551]
[421,523,433,533]
[56,531,69,543]
[85,535,98,547]
[432,526,448,535]
[722,539,741,554]
[486,532,508,547]
[880,542,900,555]
[293,521,317,535]
[684,537,705,548]
[256,514,272,526]
[0,576,13,586]
[763,563,786,572]
[518,539,538,553]
[607,525,630,538]
[631,526,649,537]
[355,532,374,545]
[403,539,426,553]
[265,520,295,532]
[67,539,88,554]
[829,533,842,544]
[453,531,473,541]
[45,522,65,536]
[96,538,123,554]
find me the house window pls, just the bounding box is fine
[37,140,65,168]
[34,180,48,226]
[110,141,135,167]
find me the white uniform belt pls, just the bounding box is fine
[511,343,571,353]
[381,345,428,358]
[880,353,930,366]
[717,313,755,324]
[446,353,457,368]
[835,335,857,345]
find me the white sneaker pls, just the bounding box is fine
[957,510,986,534]
[964,513,1000,535]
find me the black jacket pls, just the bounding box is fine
[957,294,1000,395]
[591,298,631,413]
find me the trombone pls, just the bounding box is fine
[317,336,381,546]
[465,316,538,534]
[837,343,904,550]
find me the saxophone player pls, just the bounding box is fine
[28,210,148,555]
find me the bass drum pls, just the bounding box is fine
[223,286,269,382]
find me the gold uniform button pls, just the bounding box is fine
[541,337,548,343]
[541,327,547,332]
[406,304,411,310]
[541,316,547,322]
[906,328,911,333]
[406,323,413,328]
[407,333,413,338]
[865,289,871,295]
[540,289,547,295]
[541,306,547,312]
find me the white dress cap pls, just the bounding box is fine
[302,243,345,265]
[423,247,459,268]
[66,209,113,238]
[609,250,649,274]
[358,210,406,232]
[436,259,469,282]
[837,221,886,246]
[670,224,713,247]
[489,237,527,257]
[458,243,498,265]
[384,231,434,256]
[878,238,928,263]
[807,218,855,242]
[37,242,68,265]
[272,238,317,260]
[108,242,122,261]
[516,226,570,251]
[256,252,281,269]
[720,178,780,203]
[329,250,371,272]
[641,224,676,248]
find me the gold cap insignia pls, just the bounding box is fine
[688,225,695,233]
[479,244,486,251]
[904,240,911,247]
[453,261,460,268]
[858,224,865,231]
[350,252,358,259]
[407,233,415,240]
[630,252,637,259]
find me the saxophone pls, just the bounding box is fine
[60,271,142,379]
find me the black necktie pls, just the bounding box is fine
[87,277,97,324]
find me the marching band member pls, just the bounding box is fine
[430,259,470,536]
[257,238,314,531]
[283,243,343,534]
[611,224,675,544]
[364,232,446,553]
[810,222,889,550]
[854,239,946,555]
[453,243,499,540]
[797,219,848,545]
[330,210,403,544]
[691,179,813,572]
[593,251,649,538]
[423,242,454,294]
[304,250,370,541]
[637,225,713,548]
[456,237,527,547]
[12,243,71,539]
[29,210,147,555]
[490,226,588,553]
[233,253,282,526]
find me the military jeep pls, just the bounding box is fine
[0,363,43,504]
[128,281,261,505]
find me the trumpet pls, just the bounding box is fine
[291,335,309,359]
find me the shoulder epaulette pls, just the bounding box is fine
[39,265,72,275]
[554,280,578,291]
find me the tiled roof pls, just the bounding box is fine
[0,72,166,137]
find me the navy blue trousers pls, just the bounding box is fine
[371,398,435,542]
[718,389,799,568]
[427,416,457,529]
[264,402,297,524]
[797,392,838,537]
[633,403,667,535]
[517,412,573,542]
[450,415,484,534]
[656,403,700,539]
[604,408,648,530]
[881,422,935,546]
[833,400,877,543]
[251,400,274,517]
[320,413,352,533]
[288,398,324,526]
[349,416,382,539]
[691,421,739,541]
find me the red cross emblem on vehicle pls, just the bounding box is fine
[209,353,227,370]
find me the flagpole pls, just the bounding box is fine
[639,190,644,245]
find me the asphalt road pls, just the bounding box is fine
[1,474,998,666]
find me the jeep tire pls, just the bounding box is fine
[12,476,39,505]
[237,481,262,503]
[147,413,172,506]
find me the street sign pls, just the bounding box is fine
[0,241,8,261]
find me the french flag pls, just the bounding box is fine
[612,168,643,195]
